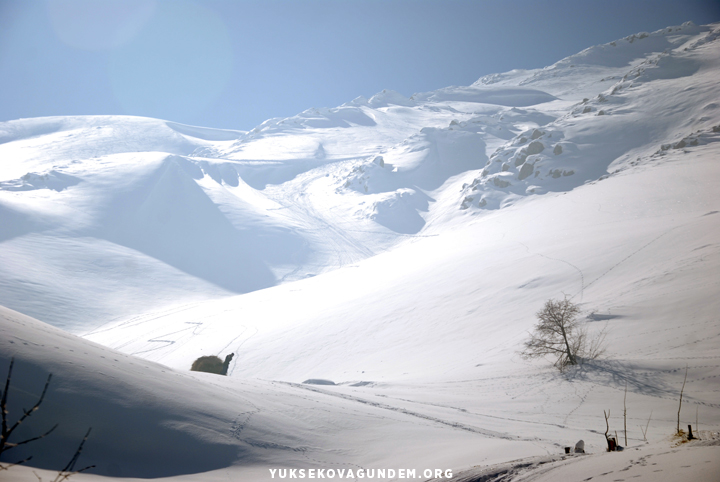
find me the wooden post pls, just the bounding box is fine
[688,424,695,440]
[623,381,628,447]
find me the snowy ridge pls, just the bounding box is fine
[1,22,719,480]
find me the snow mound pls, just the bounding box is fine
[0,117,198,181]
[0,170,82,192]
[414,86,557,106]
[276,106,379,129]
[165,121,244,141]
[369,188,428,234]
[337,127,485,231]
[343,127,486,194]
[94,154,283,293]
[367,89,416,108]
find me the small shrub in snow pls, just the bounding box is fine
[190,353,234,375]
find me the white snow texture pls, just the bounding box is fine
[1,20,719,482]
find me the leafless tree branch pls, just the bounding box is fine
[1,359,94,480]
[1,358,55,459]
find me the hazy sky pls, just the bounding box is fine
[1,0,718,131]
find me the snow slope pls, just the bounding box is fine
[3,304,542,479]
[1,21,719,481]
[2,22,717,331]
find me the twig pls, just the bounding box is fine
[0,359,94,481]
[1,358,55,457]
[677,364,688,434]
[51,464,96,482]
[603,409,613,451]
[52,428,94,482]
[604,409,610,439]
[0,456,33,472]
[639,410,652,442]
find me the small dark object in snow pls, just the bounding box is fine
[302,379,336,385]
[564,447,571,454]
[606,436,623,451]
[575,440,585,453]
[191,353,234,375]
[607,436,616,451]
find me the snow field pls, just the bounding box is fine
[0,20,719,482]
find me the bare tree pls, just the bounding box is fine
[520,297,606,371]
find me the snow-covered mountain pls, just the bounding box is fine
[1,21,719,481]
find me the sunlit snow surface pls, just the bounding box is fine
[1,22,719,481]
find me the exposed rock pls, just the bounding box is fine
[518,162,534,181]
[493,177,510,188]
[526,141,545,155]
[303,379,336,385]
[514,153,528,166]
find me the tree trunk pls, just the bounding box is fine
[560,324,576,365]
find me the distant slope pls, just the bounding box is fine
[1,23,717,332]
[86,135,720,382]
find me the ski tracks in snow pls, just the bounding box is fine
[517,241,585,301]
[280,381,559,446]
[518,223,685,304]
[582,228,675,293]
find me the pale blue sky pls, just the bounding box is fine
[1,0,718,130]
